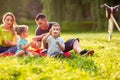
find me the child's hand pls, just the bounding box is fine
[30,41,36,48]
[32,36,39,41]
[31,41,41,49]
[30,41,35,45]
[56,41,60,45]
[56,41,65,51]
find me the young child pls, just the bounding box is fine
[14,25,35,57]
[42,23,65,57]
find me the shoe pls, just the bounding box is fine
[75,38,79,42]
[80,49,87,55]
[50,52,58,57]
[86,50,94,56]
[80,49,94,56]
[41,49,48,53]
[50,52,63,58]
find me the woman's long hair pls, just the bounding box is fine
[2,12,17,35]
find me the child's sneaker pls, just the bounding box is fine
[50,52,59,57]
[80,49,94,56]
[50,52,64,58]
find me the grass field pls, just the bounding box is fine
[0,32,120,80]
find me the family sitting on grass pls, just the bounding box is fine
[0,12,94,57]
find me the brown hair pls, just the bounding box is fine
[16,25,28,35]
[35,13,46,21]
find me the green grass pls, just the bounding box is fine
[0,32,120,80]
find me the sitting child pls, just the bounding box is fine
[14,25,37,57]
[42,23,65,57]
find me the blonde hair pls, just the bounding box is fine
[2,12,17,26]
[51,23,61,36]
[2,12,17,35]
[52,23,60,28]
[52,23,60,30]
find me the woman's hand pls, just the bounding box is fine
[4,40,16,46]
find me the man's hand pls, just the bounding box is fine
[32,34,46,41]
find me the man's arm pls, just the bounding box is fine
[32,33,47,41]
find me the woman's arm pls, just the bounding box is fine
[5,41,17,46]
[5,32,19,46]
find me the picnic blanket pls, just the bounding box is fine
[0,48,70,58]
[0,48,46,57]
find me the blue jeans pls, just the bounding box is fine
[0,46,17,53]
[50,52,63,57]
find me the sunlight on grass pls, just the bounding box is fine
[0,32,120,80]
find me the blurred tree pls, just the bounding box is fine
[26,0,43,19]
[42,0,120,31]
[0,0,120,31]
[0,0,43,23]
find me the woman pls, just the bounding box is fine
[0,12,18,53]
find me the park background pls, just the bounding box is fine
[0,0,120,80]
[0,0,120,32]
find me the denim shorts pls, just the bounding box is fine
[64,38,79,52]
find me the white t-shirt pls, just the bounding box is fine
[46,35,65,56]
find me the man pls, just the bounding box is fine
[101,3,120,41]
[32,13,94,56]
